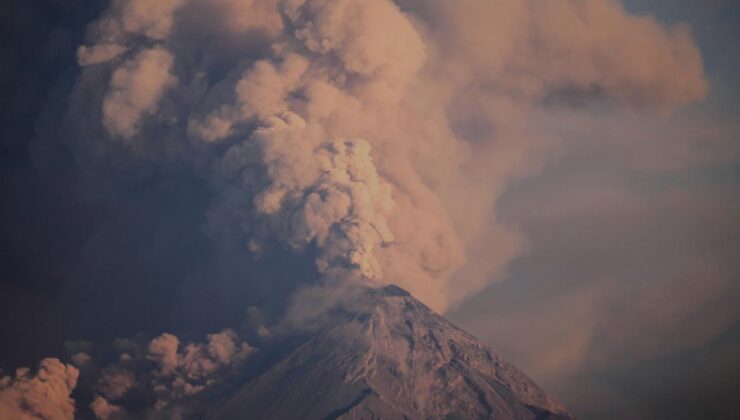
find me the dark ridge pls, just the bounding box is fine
[322,387,378,420]
[377,284,411,297]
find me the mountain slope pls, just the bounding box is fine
[206,285,572,419]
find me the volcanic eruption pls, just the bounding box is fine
[0,0,710,418]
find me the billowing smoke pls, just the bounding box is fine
[0,359,79,419]
[82,329,254,419]
[68,0,705,313]
[6,0,708,417]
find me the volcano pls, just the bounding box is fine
[205,286,572,420]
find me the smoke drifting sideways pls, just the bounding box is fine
[6,0,708,418]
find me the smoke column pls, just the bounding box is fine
[5,0,708,418]
[66,0,706,311]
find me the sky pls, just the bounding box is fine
[1,0,739,419]
[449,1,740,418]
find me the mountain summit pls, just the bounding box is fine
[206,285,572,419]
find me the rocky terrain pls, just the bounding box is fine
[205,285,572,420]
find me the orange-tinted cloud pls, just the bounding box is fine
[69,0,708,313]
[0,358,79,420]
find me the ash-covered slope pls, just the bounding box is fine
[206,285,572,420]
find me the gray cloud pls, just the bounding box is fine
[89,328,254,419]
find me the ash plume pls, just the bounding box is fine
[4,0,710,418]
[0,359,79,420]
[69,0,706,312]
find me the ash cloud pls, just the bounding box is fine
[66,0,707,313]
[0,0,721,418]
[101,47,178,138]
[0,359,79,420]
[82,329,254,419]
